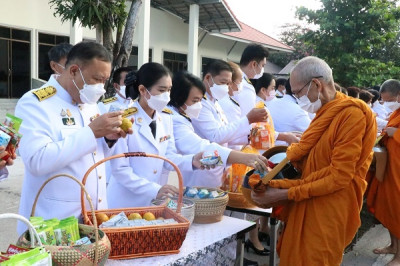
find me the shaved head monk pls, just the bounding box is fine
[368,79,400,265]
[251,56,377,265]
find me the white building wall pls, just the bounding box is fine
[0,0,250,78]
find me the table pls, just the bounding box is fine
[106,216,256,265]
[226,206,279,266]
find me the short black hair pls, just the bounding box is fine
[252,73,274,94]
[48,43,73,63]
[203,59,232,79]
[113,67,133,84]
[368,89,380,103]
[240,44,269,66]
[169,71,206,108]
[65,41,112,67]
[275,78,287,88]
[285,78,293,96]
[125,62,172,100]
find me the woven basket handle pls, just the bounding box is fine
[0,213,42,248]
[30,174,99,265]
[81,152,185,225]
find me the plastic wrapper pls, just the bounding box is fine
[2,247,51,266]
[200,150,223,166]
[73,236,91,246]
[99,212,128,228]
[197,188,209,199]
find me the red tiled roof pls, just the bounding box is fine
[223,21,294,51]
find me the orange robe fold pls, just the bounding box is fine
[269,92,377,266]
[367,109,400,239]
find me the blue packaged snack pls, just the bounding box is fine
[185,187,198,198]
[208,190,219,198]
[197,188,210,199]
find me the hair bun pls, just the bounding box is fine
[124,71,137,87]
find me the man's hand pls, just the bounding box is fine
[89,111,133,140]
[239,153,268,172]
[277,132,300,145]
[251,186,289,208]
[246,108,268,124]
[156,184,179,199]
[0,146,15,170]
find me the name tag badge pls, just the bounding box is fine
[62,117,75,126]
[159,135,171,143]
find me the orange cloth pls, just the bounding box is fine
[268,92,377,266]
[367,109,400,238]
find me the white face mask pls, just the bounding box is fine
[233,82,243,96]
[73,68,105,104]
[184,101,202,119]
[383,96,400,112]
[146,90,170,112]
[265,90,276,102]
[118,85,126,99]
[282,89,287,94]
[209,77,229,100]
[253,63,264,79]
[297,82,322,113]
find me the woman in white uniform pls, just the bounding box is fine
[168,71,268,187]
[107,63,204,208]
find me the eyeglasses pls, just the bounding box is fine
[293,76,323,99]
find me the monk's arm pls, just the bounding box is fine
[272,108,367,201]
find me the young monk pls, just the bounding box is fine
[251,56,377,265]
[367,79,400,266]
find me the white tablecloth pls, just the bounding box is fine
[106,216,254,265]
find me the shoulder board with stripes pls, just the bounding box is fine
[102,97,117,104]
[122,107,138,118]
[162,107,173,114]
[32,86,57,101]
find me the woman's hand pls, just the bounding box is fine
[251,186,289,208]
[0,146,15,170]
[156,184,179,199]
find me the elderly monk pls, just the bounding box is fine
[251,56,377,266]
[367,79,400,266]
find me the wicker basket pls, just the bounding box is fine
[151,197,195,224]
[17,174,111,266]
[187,187,229,224]
[81,152,190,260]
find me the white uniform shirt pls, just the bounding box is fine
[267,94,311,133]
[372,102,388,120]
[218,95,246,150]
[98,93,133,114]
[236,73,257,117]
[16,75,110,234]
[98,94,134,184]
[107,101,194,208]
[170,107,231,187]
[276,90,285,97]
[191,93,251,146]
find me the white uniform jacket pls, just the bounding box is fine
[191,93,251,146]
[170,106,231,187]
[267,94,311,133]
[236,74,256,117]
[218,95,247,150]
[98,94,134,114]
[107,101,194,208]
[15,75,110,234]
[372,102,388,120]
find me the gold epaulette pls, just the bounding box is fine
[203,94,207,100]
[245,77,252,85]
[32,86,57,101]
[179,111,191,122]
[102,97,117,104]
[122,107,138,118]
[162,107,173,114]
[230,96,240,107]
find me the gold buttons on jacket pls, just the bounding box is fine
[93,151,97,156]
[98,198,102,203]
[98,175,102,180]
[153,170,157,174]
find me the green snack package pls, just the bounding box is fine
[29,217,44,230]
[3,247,50,266]
[54,221,74,246]
[4,113,23,132]
[44,218,59,228]
[61,216,80,241]
[36,225,56,245]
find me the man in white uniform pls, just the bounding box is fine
[275,78,287,98]
[236,44,269,116]
[98,66,134,113]
[16,42,130,234]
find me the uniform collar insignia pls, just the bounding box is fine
[229,97,240,107]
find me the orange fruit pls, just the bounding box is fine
[143,212,156,221]
[128,213,142,220]
[120,118,132,132]
[95,213,109,225]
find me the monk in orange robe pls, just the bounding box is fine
[251,56,377,266]
[367,79,400,266]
